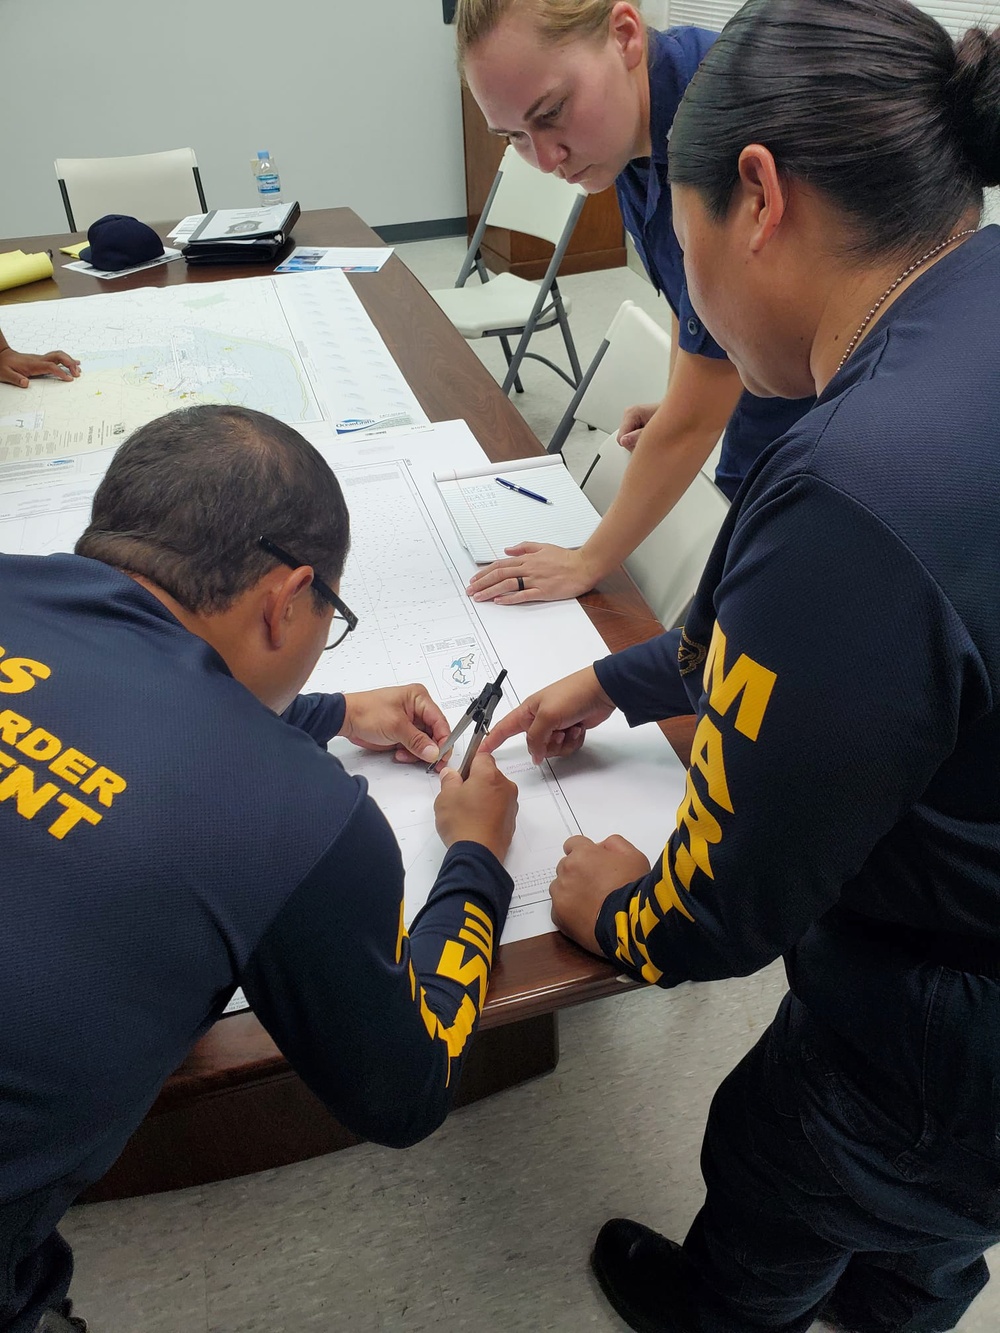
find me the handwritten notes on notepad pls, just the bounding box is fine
[434,455,601,564]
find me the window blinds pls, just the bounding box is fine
[663,2,1000,37]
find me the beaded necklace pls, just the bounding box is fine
[836,229,977,373]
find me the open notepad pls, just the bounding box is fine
[434,455,602,564]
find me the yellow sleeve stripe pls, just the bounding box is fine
[459,926,492,960]
[464,900,494,935]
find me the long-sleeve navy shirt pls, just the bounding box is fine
[592,226,1000,987]
[0,554,512,1331]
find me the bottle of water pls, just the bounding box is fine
[252,150,283,206]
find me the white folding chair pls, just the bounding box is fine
[55,148,208,233]
[430,146,587,396]
[551,296,724,485]
[582,431,730,628]
[549,299,672,453]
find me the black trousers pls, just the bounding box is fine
[679,932,1000,1333]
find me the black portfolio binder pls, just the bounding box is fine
[183,202,300,265]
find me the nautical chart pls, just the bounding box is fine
[0,270,427,482]
[310,457,581,941]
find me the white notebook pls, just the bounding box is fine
[434,455,601,564]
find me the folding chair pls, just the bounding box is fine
[55,148,208,233]
[548,299,672,453]
[430,146,586,396]
[582,431,730,628]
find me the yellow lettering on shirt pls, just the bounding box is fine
[616,620,780,982]
[690,714,733,813]
[0,661,125,838]
[49,748,96,785]
[436,938,490,1011]
[0,654,52,696]
[47,794,103,840]
[397,903,497,1087]
[704,622,776,741]
[673,771,723,890]
[0,711,32,745]
[0,764,61,819]
[16,727,62,763]
[78,766,127,808]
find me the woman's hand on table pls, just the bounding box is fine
[466,542,602,604]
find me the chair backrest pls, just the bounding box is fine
[485,145,587,248]
[55,148,206,232]
[582,432,730,628]
[576,299,672,435]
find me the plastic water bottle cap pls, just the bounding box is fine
[257,150,269,159]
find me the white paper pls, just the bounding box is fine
[187,204,294,242]
[300,421,687,945]
[275,270,428,437]
[64,248,183,280]
[435,456,602,563]
[167,213,208,244]
[275,246,393,274]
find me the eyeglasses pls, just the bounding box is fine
[258,535,358,651]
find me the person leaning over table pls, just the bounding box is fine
[0,404,518,1333]
[483,1,1000,1329]
[455,0,815,606]
[0,327,79,389]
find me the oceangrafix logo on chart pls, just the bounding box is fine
[334,413,413,435]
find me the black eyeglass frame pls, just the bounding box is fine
[258,535,358,651]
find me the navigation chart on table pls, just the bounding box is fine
[310,458,580,942]
[0,279,320,468]
[0,270,427,482]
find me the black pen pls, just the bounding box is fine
[496,476,552,505]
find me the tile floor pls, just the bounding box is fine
[61,241,1000,1332]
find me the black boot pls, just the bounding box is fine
[591,1217,700,1333]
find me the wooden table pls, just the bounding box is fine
[2,210,692,1198]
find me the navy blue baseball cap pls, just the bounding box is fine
[80,214,165,272]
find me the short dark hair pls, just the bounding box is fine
[668,0,1000,258]
[76,405,350,614]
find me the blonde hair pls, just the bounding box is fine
[455,0,639,61]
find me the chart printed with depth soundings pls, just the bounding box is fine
[0,478,92,558]
[0,270,427,484]
[0,278,319,473]
[307,456,579,943]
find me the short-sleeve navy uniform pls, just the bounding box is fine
[615,27,816,499]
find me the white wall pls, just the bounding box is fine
[1,0,467,238]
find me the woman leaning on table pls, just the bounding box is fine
[455,0,815,605]
[482,0,1000,1329]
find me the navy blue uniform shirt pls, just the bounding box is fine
[0,556,513,1332]
[615,26,815,498]
[590,223,1000,1009]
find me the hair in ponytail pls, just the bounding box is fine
[669,0,998,259]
